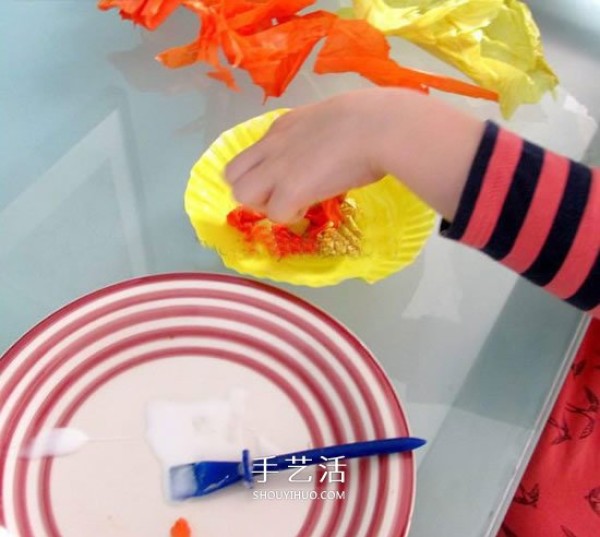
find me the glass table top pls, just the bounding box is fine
[1,1,597,535]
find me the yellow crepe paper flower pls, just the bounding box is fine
[349,0,559,117]
[184,110,435,287]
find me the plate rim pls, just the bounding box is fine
[0,272,417,537]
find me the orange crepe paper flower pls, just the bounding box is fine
[230,12,337,98]
[98,0,498,102]
[98,0,184,30]
[157,5,239,88]
[156,2,331,94]
[210,0,316,32]
[315,18,498,100]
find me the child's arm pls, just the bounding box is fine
[441,120,599,315]
[225,89,599,315]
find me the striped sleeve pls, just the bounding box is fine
[441,121,599,316]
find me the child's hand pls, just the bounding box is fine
[225,88,484,222]
[225,90,389,223]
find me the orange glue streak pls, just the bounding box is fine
[170,517,191,537]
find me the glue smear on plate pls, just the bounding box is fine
[21,428,90,458]
[145,389,281,499]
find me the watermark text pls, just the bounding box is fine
[252,490,346,501]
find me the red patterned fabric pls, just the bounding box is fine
[499,319,600,537]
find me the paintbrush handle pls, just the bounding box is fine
[253,437,425,472]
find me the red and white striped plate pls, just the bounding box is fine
[0,274,414,537]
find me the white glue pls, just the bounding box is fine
[21,428,89,458]
[145,389,280,499]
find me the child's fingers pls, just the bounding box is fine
[230,161,277,212]
[225,142,266,186]
[266,179,313,224]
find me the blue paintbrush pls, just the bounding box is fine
[169,436,426,500]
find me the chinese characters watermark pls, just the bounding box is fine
[252,455,347,484]
[251,455,347,501]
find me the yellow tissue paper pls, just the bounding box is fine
[351,0,559,117]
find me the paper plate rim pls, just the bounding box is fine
[184,109,436,287]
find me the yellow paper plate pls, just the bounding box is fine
[184,109,435,287]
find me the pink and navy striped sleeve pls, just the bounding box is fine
[441,121,599,317]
